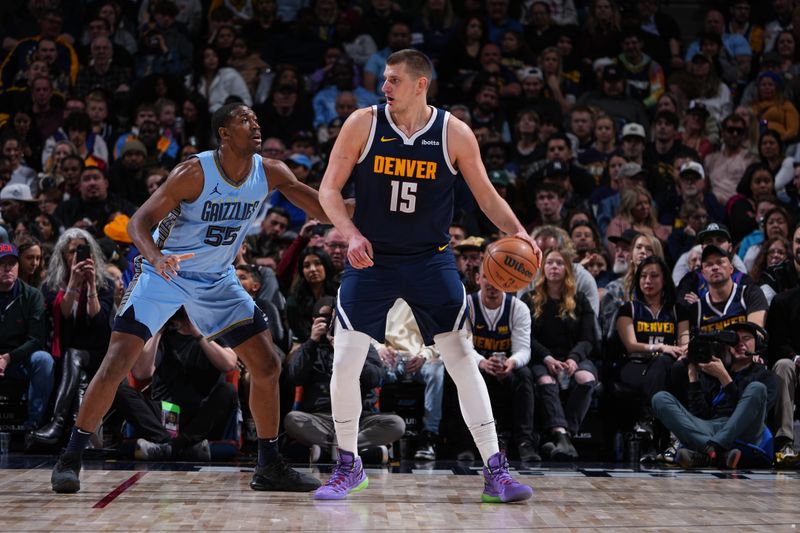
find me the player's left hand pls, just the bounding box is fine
[347,232,374,269]
[512,230,542,270]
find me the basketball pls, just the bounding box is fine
[483,237,539,292]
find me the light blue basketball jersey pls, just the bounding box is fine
[153,150,269,274]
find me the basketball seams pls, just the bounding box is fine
[483,237,538,292]
[487,253,528,284]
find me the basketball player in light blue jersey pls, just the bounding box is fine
[51,103,325,494]
[315,49,541,503]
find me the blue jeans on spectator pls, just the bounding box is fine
[4,351,55,428]
[388,359,444,436]
[651,382,768,451]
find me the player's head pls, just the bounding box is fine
[383,49,433,109]
[212,102,261,154]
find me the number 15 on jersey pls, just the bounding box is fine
[389,180,417,213]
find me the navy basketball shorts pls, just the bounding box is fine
[114,259,267,345]
[336,248,467,345]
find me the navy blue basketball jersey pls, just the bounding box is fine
[627,300,679,346]
[469,292,513,357]
[695,282,748,333]
[153,150,268,273]
[352,104,458,255]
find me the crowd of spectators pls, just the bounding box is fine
[2,0,800,467]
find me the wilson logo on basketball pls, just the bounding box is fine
[503,256,533,278]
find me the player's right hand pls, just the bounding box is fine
[347,232,374,269]
[152,253,195,281]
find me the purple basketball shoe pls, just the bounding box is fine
[313,449,369,500]
[481,451,533,503]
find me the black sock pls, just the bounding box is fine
[257,437,280,467]
[64,427,92,456]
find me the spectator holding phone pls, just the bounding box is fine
[29,229,114,447]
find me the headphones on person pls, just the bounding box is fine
[740,323,769,356]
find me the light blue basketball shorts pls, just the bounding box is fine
[115,259,256,341]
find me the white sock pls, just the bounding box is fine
[434,331,499,464]
[330,329,371,455]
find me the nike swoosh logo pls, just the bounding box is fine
[381,136,398,142]
[475,324,486,329]
[438,244,449,251]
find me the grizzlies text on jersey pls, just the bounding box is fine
[153,150,269,273]
[352,104,458,255]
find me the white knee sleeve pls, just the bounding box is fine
[330,328,372,454]
[434,330,499,464]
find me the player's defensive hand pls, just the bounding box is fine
[512,230,542,270]
[152,253,195,281]
[347,232,374,269]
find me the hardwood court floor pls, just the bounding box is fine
[1,455,799,532]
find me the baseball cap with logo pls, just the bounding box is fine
[544,160,568,178]
[621,123,646,139]
[454,236,486,252]
[0,242,18,261]
[697,222,732,243]
[608,228,641,245]
[679,161,705,180]
[0,183,35,202]
[701,243,732,262]
[489,170,510,187]
[617,162,646,180]
[602,64,624,81]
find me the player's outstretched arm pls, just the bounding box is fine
[265,159,330,223]
[448,116,541,262]
[319,107,374,268]
[128,158,201,279]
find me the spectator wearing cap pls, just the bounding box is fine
[679,102,715,161]
[643,110,699,197]
[0,183,38,240]
[751,71,799,141]
[596,161,648,236]
[674,222,753,299]
[577,64,649,132]
[316,91,358,144]
[108,140,149,207]
[510,67,559,125]
[706,114,759,204]
[54,165,136,233]
[657,161,725,229]
[103,213,137,287]
[616,26,665,110]
[312,57,378,129]
[685,8,753,82]
[621,122,647,165]
[268,154,314,231]
[454,236,485,294]
[0,242,53,430]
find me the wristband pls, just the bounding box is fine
[87,292,97,298]
[66,287,80,294]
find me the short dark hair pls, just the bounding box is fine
[61,154,85,170]
[211,102,248,141]
[386,49,433,82]
[536,181,566,198]
[266,206,290,220]
[64,112,92,134]
[546,132,571,149]
[236,263,263,285]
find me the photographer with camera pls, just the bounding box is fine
[652,321,777,469]
[283,297,404,464]
[670,245,769,406]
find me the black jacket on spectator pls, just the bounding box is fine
[687,362,777,420]
[42,283,114,361]
[0,279,46,365]
[54,193,137,232]
[766,286,800,364]
[284,338,384,414]
[531,292,597,364]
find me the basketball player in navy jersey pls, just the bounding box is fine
[315,49,540,503]
[51,104,324,494]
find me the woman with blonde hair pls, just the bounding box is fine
[529,247,597,460]
[606,186,671,257]
[40,140,77,189]
[539,47,576,113]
